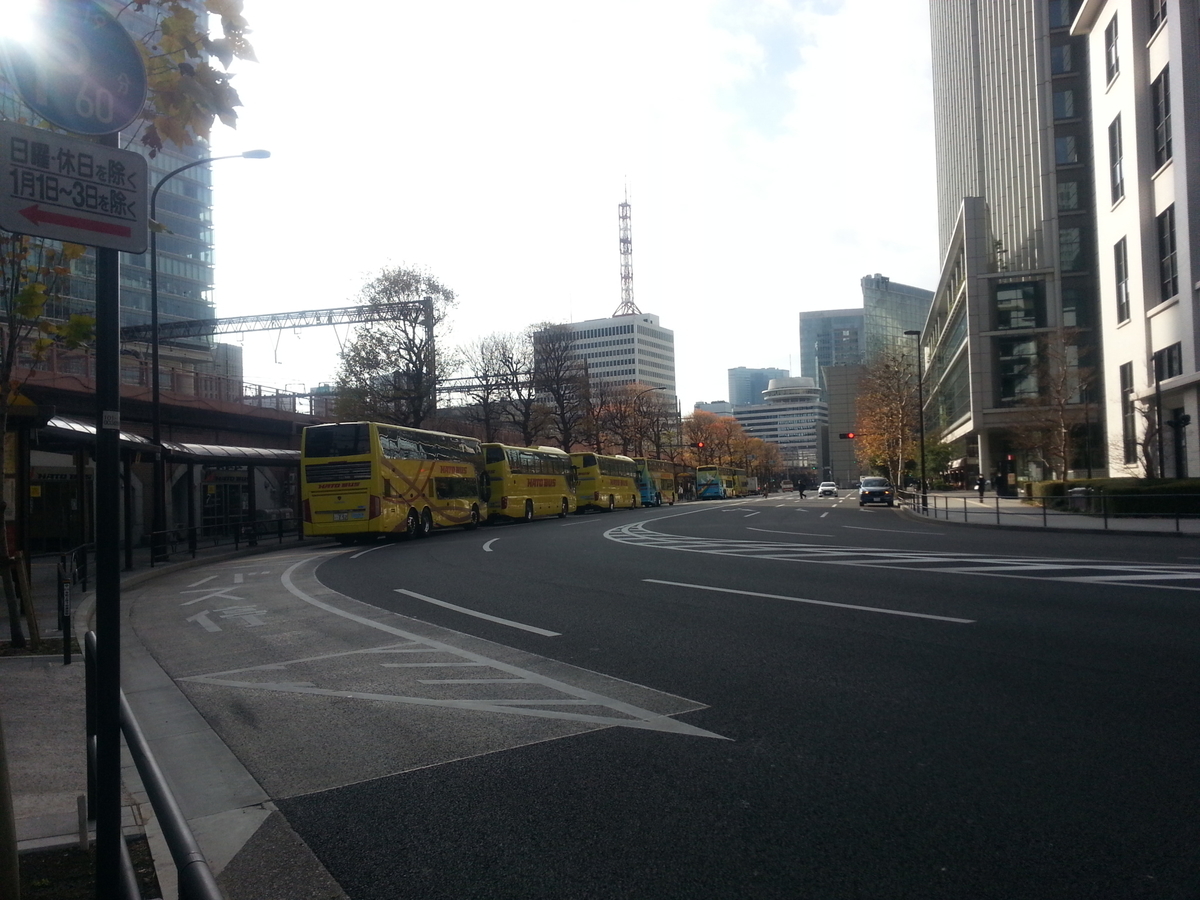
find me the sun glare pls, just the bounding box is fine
[3,3,42,45]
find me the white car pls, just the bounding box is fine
[817,482,838,498]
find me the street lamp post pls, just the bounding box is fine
[904,330,928,512]
[149,150,269,560]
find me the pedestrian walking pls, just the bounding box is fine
[976,475,986,502]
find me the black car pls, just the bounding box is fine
[858,477,895,507]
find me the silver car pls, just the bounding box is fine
[817,482,838,498]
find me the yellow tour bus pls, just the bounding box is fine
[482,443,577,521]
[301,421,484,543]
[634,457,677,507]
[570,452,641,511]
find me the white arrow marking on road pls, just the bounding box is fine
[483,539,499,552]
[395,588,559,636]
[643,579,975,624]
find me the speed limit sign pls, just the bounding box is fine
[0,0,148,135]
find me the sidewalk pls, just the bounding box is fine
[0,531,316,899]
[904,489,1200,535]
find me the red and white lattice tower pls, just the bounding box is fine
[613,190,641,316]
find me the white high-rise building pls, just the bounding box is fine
[1073,0,1199,478]
[732,377,826,468]
[562,312,676,395]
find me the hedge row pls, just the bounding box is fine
[1028,478,1200,516]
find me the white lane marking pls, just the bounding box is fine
[644,579,975,624]
[188,575,217,587]
[180,589,244,607]
[194,560,728,738]
[395,588,561,636]
[743,511,760,518]
[350,542,393,559]
[747,527,834,538]
[234,573,244,584]
[842,526,943,535]
[820,512,830,518]
[483,539,499,552]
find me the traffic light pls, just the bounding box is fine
[691,441,705,449]
[839,432,856,439]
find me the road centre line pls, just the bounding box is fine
[842,525,944,535]
[747,527,834,538]
[643,579,975,624]
[395,588,561,636]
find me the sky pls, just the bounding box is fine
[207,0,940,410]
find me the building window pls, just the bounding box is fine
[1055,136,1078,165]
[1104,15,1119,81]
[1108,115,1124,203]
[1152,67,1171,168]
[1058,181,1079,210]
[1150,0,1167,30]
[995,282,1043,330]
[1051,44,1073,74]
[1114,238,1130,323]
[1059,227,1083,271]
[1048,0,1074,28]
[1154,342,1182,381]
[1157,205,1178,302]
[1120,362,1137,464]
[1053,90,1075,119]
[998,337,1041,405]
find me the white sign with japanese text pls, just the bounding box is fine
[0,120,147,253]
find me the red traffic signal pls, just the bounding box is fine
[839,432,856,439]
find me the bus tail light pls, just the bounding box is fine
[369,495,381,519]
[500,496,509,510]
[594,491,601,501]
[302,499,311,523]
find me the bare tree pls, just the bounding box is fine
[457,334,509,442]
[855,347,918,485]
[533,323,589,450]
[335,266,455,428]
[497,328,548,447]
[1008,329,1095,482]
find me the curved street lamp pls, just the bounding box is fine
[149,150,270,560]
[904,330,928,512]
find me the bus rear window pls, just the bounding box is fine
[485,446,506,465]
[579,454,597,468]
[304,424,370,458]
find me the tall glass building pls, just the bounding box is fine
[861,274,934,359]
[728,367,789,406]
[799,309,864,387]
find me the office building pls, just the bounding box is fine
[922,0,1103,485]
[1073,0,1199,478]
[694,401,733,415]
[732,377,826,472]
[561,312,676,395]
[861,274,935,359]
[799,310,864,387]
[728,367,789,407]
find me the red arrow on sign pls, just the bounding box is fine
[19,204,132,239]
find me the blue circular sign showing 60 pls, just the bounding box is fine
[1,0,148,136]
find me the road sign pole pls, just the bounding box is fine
[93,131,123,899]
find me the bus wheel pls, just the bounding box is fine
[403,510,420,540]
[419,508,434,537]
[464,506,480,530]
[607,495,615,511]
[523,500,534,522]
[559,498,569,518]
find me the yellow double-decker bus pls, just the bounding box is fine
[301,422,484,543]
[483,444,577,521]
[570,452,640,511]
[634,457,677,507]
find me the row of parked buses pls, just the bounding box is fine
[300,421,699,543]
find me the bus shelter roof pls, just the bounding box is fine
[40,416,298,465]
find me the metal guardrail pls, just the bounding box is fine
[147,515,302,567]
[902,490,1200,532]
[85,632,223,900]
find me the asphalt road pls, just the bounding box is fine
[134,494,1200,898]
